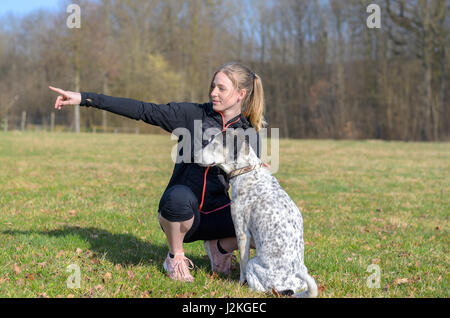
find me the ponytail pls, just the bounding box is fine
[243,74,266,132]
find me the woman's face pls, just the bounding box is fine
[210,71,246,113]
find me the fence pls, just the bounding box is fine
[0,111,140,134]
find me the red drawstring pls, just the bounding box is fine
[199,112,241,214]
[199,166,210,211]
[219,112,241,131]
[200,202,231,214]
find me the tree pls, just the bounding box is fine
[385,0,448,140]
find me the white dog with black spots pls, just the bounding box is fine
[197,129,318,297]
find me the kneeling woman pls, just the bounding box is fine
[49,62,266,282]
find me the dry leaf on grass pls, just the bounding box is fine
[13,263,21,275]
[103,272,112,281]
[95,284,104,291]
[394,278,409,285]
[140,291,152,298]
[25,273,36,280]
[0,275,10,284]
[318,284,328,293]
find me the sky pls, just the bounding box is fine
[0,0,61,16]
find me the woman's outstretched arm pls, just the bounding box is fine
[49,86,204,133]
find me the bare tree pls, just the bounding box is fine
[386,0,448,140]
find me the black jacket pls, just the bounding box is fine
[80,92,260,213]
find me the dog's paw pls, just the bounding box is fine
[271,288,294,297]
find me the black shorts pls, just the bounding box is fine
[158,185,236,243]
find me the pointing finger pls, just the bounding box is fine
[49,86,66,96]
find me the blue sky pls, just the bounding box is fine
[0,0,61,16]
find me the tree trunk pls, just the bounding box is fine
[73,33,81,134]
[102,74,109,132]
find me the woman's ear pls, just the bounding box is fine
[238,88,247,101]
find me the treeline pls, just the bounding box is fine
[0,0,448,140]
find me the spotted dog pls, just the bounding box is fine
[197,129,318,297]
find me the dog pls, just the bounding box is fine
[197,129,318,297]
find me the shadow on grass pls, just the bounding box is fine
[2,226,210,270]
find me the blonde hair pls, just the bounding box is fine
[209,62,267,132]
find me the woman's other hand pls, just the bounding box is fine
[49,86,82,110]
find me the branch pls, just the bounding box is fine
[385,0,421,34]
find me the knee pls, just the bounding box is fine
[158,185,198,222]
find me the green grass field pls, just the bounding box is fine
[0,131,448,298]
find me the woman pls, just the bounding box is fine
[49,62,266,282]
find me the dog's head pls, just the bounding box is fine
[196,128,259,172]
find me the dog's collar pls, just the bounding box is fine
[228,163,266,179]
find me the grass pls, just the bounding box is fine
[0,131,448,298]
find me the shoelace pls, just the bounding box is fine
[173,256,194,277]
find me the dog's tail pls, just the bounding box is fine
[293,270,318,298]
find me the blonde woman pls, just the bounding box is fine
[49,62,266,282]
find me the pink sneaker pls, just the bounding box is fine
[204,240,232,276]
[163,252,194,282]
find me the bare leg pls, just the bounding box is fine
[219,237,255,252]
[158,213,194,255]
[217,237,238,252]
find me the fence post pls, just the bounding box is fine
[42,116,48,132]
[21,111,27,131]
[50,112,55,132]
[102,110,107,133]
